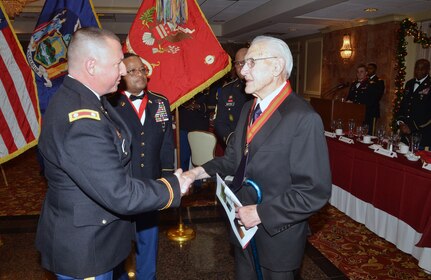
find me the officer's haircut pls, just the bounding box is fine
[67,27,120,66]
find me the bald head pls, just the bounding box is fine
[67,27,126,95]
[68,27,120,73]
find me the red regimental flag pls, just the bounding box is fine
[0,2,41,164]
[124,0,231,109]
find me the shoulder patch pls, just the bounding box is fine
[68,109,100,123]
[148,90,168,101]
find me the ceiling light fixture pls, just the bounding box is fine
[364,8,378,12]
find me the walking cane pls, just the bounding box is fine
[244,179,263,280]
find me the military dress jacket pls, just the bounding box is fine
[346,79,381,125]
[109,91,174,180]
[214,78,249,144]
[397,75,431,147]
[368,75,385,118]
[36,76,181,278]
[203,91,332,271]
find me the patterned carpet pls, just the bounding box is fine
[0,148,46,216]
[309,205,431,280]
[1,148,431,279]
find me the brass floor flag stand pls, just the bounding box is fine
[167,108,195,243]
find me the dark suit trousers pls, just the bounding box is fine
[234,246,295,280]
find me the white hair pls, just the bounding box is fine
[250,35,293,79]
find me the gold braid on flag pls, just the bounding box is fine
[156,0,188,24]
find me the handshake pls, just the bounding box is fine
[173,167,209,197]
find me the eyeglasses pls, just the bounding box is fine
[126,67,149,76]
[234,57,278,69]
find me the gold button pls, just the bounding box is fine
[140,163,144,167]
[141,153,144,157]
[141,142,145,146]
[102,219,107,224]
[141,132,144,135]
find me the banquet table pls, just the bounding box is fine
[326,137,431,272]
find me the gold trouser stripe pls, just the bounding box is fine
[84,277,95,280]
[158,178,174,210]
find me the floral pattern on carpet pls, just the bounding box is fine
[2,148,431,279]
[309,204,431,280]
[0,148,46,216]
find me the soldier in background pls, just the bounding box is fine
[397,59,431,149]
[214,48,251,146]
[346,64,381,134]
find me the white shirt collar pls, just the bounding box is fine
[255,81,287,112]
[124,90,145,100]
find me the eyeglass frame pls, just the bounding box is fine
[233,57,278,69]
[126,67,149,76]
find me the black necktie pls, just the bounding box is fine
[252,104,262,124]
[129,94,144,101]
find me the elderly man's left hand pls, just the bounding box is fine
[235,205,261,228]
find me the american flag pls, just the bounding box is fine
[0,3,40,164]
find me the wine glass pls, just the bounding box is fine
[376,127,385,146]
[411,132,422,154]
[336,119,343,135]
[330,120,337,133]
[356,126,363,142]
[362,124,369,137]
[348,119,355,138]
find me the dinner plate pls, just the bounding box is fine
[359,140,373,144]
[396,149,408,155]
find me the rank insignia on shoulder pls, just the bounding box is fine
[68,109,100,123]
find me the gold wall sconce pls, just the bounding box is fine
[340,34,353,60]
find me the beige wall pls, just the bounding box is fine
[287,21,399,129]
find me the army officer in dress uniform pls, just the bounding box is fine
[396,59,431,149]
[36,27,194,280]
[215,48,250,145]
[346,64,381,134]
[109,53,175,280]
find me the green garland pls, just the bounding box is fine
[391,18,431,131]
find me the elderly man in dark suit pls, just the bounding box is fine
[108,53,174,280]
[397,58,431,149]
[36,27,193,280]
[186,35,331,279]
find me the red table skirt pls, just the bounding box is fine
[327,137,431,247]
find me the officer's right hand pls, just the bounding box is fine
[174,169,195,197]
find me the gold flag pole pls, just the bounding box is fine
[167,108,195,243]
